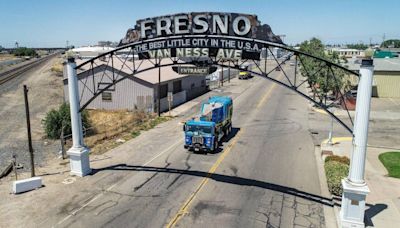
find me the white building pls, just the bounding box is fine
[327,48,365,58]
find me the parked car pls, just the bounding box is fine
[239,65,251,79]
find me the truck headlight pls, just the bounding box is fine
[205,137,211,145]
[185,136,192,144]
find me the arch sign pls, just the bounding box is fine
[119,12,283,60]
[68,11,373,228]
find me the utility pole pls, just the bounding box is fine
[327,108,334,145]
[382,33,386,45]
[340,59,373,228]
[228,61,230,83]
[23,85,35,177]
[158,58,161,117]
[220,65,224,87]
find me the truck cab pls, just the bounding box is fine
[184,120,217,152]
[183,96,232,153]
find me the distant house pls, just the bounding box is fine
[71,46,116,59]
[346,58,400,98]
[63,57,211,112]
[327,48,365,58]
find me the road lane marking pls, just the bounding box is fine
[166,129,245,228]
[256,73,284,109]
[322,137,352,144]
[166,77,280,228]
[56,70,278,227]
[55,138,183,227]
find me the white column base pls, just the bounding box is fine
[340,179,370,228]
[67,146,91,177]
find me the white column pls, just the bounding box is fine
[340,59,373,228]
[66,57,91,177]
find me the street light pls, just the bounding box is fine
[327,107,335,145]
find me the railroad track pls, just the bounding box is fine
[0,52,60,85]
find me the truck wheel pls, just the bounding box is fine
[213,139,218,152]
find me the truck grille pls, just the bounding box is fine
[192,136,204,144]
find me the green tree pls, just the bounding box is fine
[299,38,349,103]
[42,103,90,139]
[346,43,368,50]
[381,39,400,48]
[13,47,37,57]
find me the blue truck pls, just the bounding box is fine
[183,96,233,152]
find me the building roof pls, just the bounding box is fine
[345,57,400,72]
[374,50,397,58]
[74,57,195,85]
[379,48,400,53]
[72,46,115,53]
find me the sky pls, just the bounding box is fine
[0,0,399,48]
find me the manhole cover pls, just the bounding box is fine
[62,177,76,185]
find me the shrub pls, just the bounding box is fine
[13,47,37,57]
[42,103,90,139]
[325,160,349,196]
[131,130,141,138]
[51,60,63,76]
[325,155,350,165]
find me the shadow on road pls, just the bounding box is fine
[364,203,388,227]
[92,164,388,222]
[92,163,335,207]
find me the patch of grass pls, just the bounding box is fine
[325,157,349,196]
[131,130,141,138]
[51,60,63,76]
[379,152,400,178]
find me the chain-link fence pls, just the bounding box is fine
[207,67,239,90]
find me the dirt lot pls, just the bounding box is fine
[0,55,65,173]
[73,110,171,155]
[0,54,18,61]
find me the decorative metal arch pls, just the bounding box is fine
[74,35,359,134]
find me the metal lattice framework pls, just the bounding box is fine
[75,35,359,134]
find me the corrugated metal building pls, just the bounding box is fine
[346,58,400,98]
[63,57,209,112]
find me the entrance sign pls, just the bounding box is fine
[138,13,253,39]
[126,12,283,42]
[177,66,209,75]
[136,37,264,60]
[119,12,284,61]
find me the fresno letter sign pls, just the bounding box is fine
[119,12,284,60]
[137,13,257,39]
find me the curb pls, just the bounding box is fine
[314,145,338,228]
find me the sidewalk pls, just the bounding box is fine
[321,138,400,227]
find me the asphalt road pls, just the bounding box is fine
[53,64,327,228]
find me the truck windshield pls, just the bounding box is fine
[186,125,212,134]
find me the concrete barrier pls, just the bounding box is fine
[12,177,42,194]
